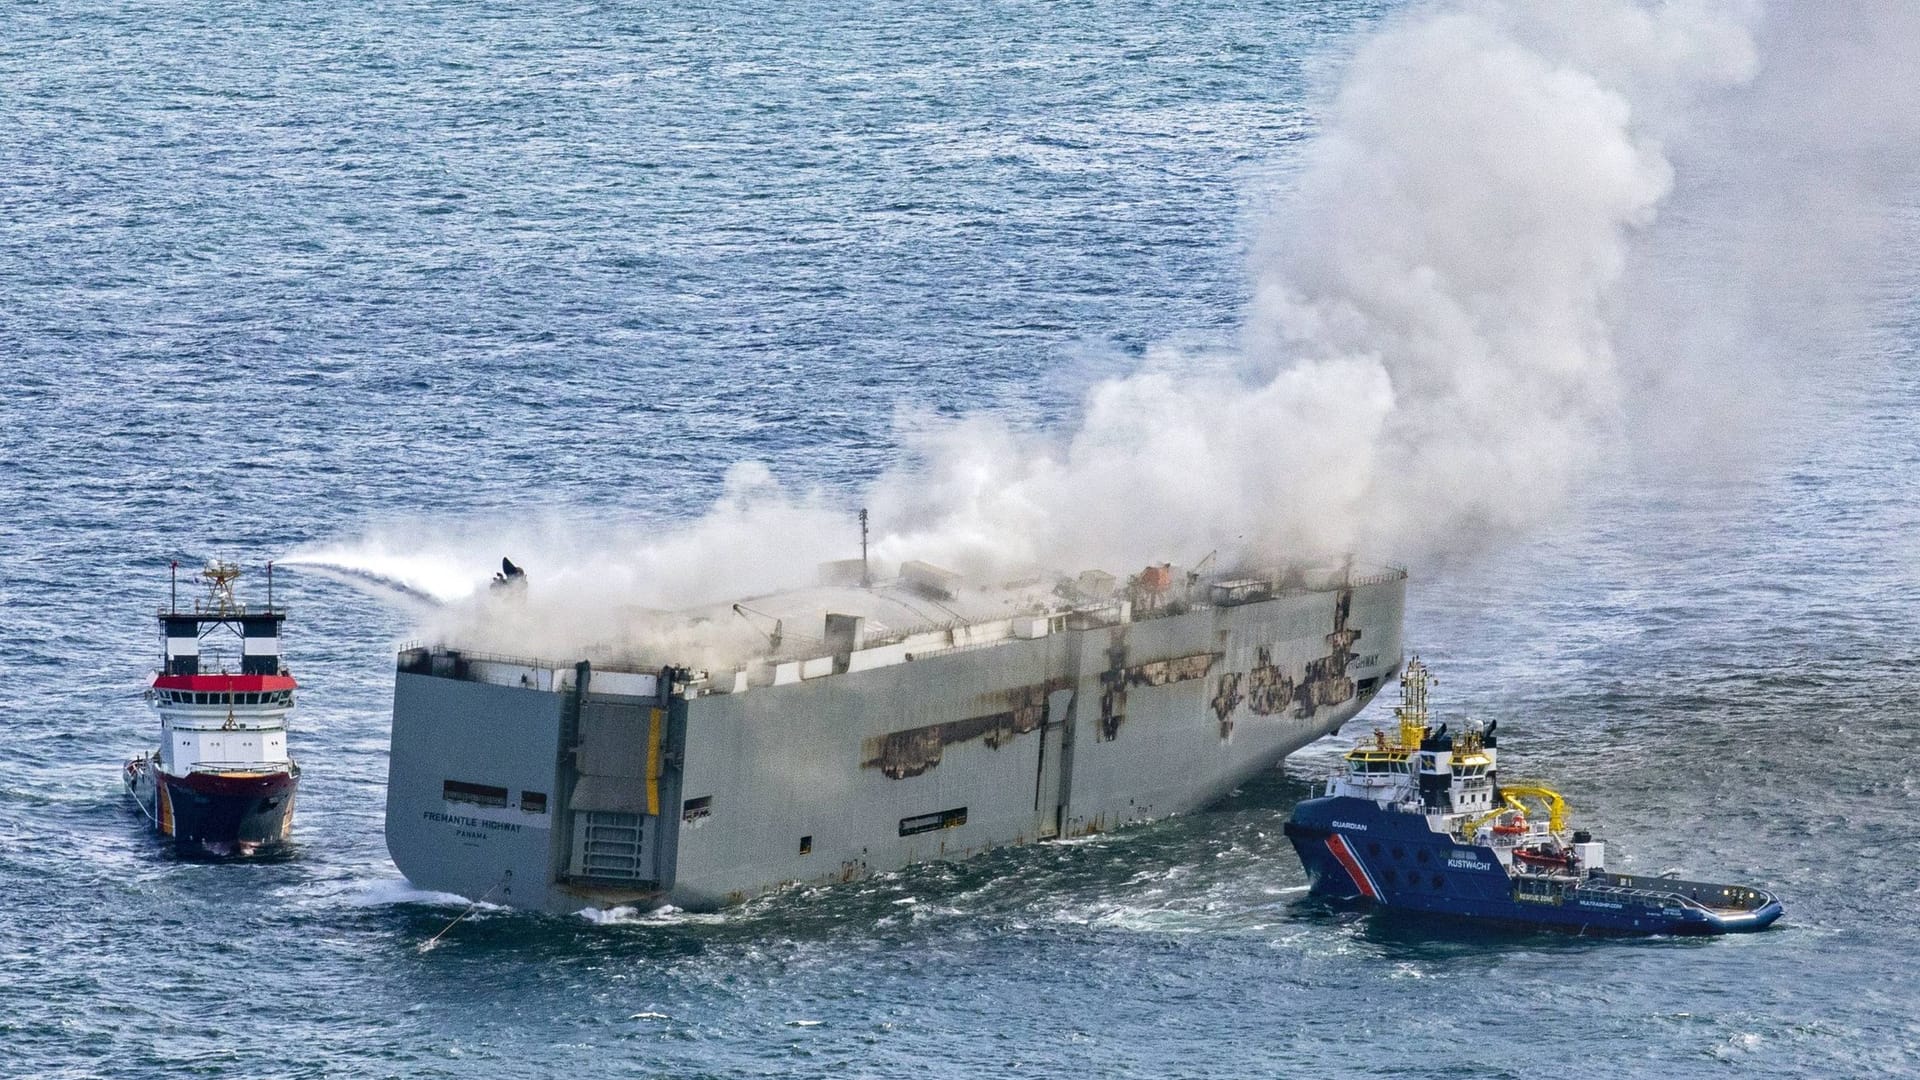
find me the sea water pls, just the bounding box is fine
[2,1,1916,1076]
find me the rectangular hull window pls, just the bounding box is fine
[443,780,509,808]
[900,807,967,837]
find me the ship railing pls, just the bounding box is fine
[157,603,288,618]
[185,759,296,775]
[1587,874,1774,913]
[859,564,1410,643]
[396,642,667,678]
[1572,881,1719,913]
[1141,566,1409,618]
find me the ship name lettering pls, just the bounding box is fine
[1577,900,1624,910]
[1330,821,1367,831]
[423,809,523,834]
[1447,858,1491,871]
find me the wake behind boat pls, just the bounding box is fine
[124,561,300,857]
[1284,660,1781,935]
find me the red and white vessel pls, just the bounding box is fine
[124,561,300,856]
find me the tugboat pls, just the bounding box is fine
[1284,660,1781,935]
[124,561,300,856]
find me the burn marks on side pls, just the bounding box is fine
[862,679,1067,779]
[1210,672,1244,738]
[1300,587,1360,715]
[1210,587,1362,735]
[1098,631,1223,742]
[1245,646,1296,716]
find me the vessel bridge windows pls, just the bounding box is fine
[163,690,291,706]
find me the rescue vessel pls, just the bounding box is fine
[1284,660,1782,935]
[124,561,300,856]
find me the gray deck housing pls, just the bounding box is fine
[385,572,1406,912]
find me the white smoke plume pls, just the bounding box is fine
[296,0,1918,659]
[875,0,1762,571]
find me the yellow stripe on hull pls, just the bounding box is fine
[156,777,174,837]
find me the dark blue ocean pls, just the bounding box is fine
[4,1,1918,1076]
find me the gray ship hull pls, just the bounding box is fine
[384,573,1405,912]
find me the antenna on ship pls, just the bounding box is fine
[267,561,274,608]
[1395,656,1431,749]
[859,508,871,588]
[170,560,178,614]
[202,560,242,617]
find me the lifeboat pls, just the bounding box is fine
[1513,845,1573,870]
[1491,814,1529,837]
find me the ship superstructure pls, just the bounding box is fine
[124,561,300,856]
[1284,661,1782,935]
[385,561,1407,912]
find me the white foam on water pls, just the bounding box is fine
[575,903,729,927]
[348,877,498,911]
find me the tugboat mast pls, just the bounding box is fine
[1394,656,1431,750]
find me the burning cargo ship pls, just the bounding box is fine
[384,559,1406,912]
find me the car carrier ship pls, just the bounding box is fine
[384,559,1406,912]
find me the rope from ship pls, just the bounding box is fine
[420,878,505,952]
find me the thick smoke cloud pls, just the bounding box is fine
[293,0,1917,660]
[867,0,1762,572]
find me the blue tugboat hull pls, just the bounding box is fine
[1286,796,1781,936]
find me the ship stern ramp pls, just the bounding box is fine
[386,658,573,910]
